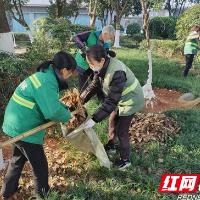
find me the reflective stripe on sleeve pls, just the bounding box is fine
[29,74,41,89]
[122,78,139,96]
[118,99,134,106]
[12,92,35,109]
[186,42,198,47]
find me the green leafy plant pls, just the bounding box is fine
[131,34,145,45]
[176,3,200,41]
[14,33,30,41]
[0,52,36,107]
[33,17,95,51]
[148,17,177,40]
[139,39,184,58]
[126,23,141,36]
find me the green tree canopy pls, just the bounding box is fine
[175,3,200,41]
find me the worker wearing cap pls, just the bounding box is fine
[1,52,76,200]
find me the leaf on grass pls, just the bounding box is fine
[158,158,164,163]
[129,112,180,144]
[125,178,132,183]
[148,167,152,174]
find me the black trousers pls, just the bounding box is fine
[184,54,194,77]
[78,68,105,102]
[107,111,134,160]
[1,140,49,198]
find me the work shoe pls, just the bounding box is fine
[104,144,116,154]
[2,197,10,200]
[116,158,131,170]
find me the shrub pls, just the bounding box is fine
[131,34,145,45]
[33,17,95,50]
[110,22,124,32]
[126,23,141,36]
[148,17,177,40]
[14,33,30,41]
[176,3,200,41]
[139,39,184,58]
[0,52,36,108]
[70,24,95,34]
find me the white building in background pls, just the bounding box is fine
[8,0,196,33]
[9,0,103,33]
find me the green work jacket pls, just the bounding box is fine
[103,58,145,116]
[2,65,72,145]
[184,32,199,55]
[75,30,111,70]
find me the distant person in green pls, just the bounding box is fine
[73,25,115,102]
[1,52,76,199]
[183,25,200,77]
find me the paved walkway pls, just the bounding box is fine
[15,48,26,54]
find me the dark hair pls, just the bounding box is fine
[36,51,77,72]
[86,44,116,62]
[192,25,200,32]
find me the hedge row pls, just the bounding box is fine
[139,39,184,58]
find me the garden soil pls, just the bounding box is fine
[0,88,182,200]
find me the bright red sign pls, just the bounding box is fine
[159,174,200,193]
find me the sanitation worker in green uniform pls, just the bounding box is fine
[81,45,145,170]
[183,25,200,76]
[1,52,77,199]
[73,25,115,102]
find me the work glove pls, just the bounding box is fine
[81,47,86,59]
[60,123,67,137]
[85,119,96,129]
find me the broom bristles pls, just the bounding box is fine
[179,97,200,108]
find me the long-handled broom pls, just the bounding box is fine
[179,97,200,109]
[0,90,86,149]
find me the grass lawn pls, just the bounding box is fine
[2,46,200,199]
[43,48,200,199]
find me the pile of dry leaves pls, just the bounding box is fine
[59,90,87,130]
[129,112,180,144]
[0,136,86,200]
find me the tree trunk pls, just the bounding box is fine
[4,0,34,43]
[104,9,109,27]
[73,11,79,24]
[0,0,14,53]
[56,0,67,18]
[166,0,171,16]
[110,10,113,24]
[0,0,14,170]
[109,0,129,48]
[90,15,97,28]
[56,0,62,18]
[140,0,155,102]
[113,13,120,48]
[26,29,34,43]
[88,0,98,28]
[100,10,108,28]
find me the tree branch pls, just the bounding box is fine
[12,0,21,20]
[18,0,25,23]
[119,0,130,20]
[109,0,117,12]
[93,0,98,17]
[4,0,18,22]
